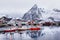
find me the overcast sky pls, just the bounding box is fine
[0,0,60,18]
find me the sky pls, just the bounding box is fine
[0,0,60,18]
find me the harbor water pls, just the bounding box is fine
[0,26,60,40]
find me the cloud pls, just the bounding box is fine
[0,0,60,18]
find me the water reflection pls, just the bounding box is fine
[0,26,60,40]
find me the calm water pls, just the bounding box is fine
[0,26,60,40]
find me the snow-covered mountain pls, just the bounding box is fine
[22,4,44,21]
[22,4,58,21]
[45,9,60,21]
[40,8,60,21]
